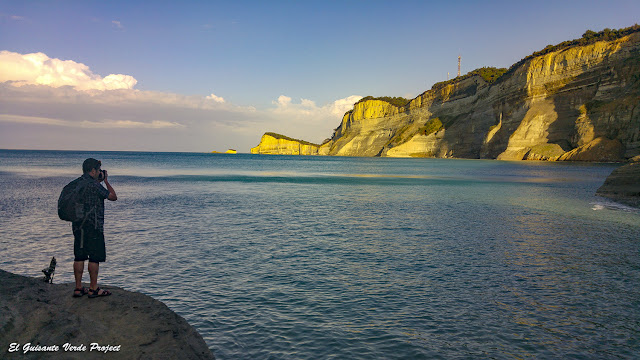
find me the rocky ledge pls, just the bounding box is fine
[596,162,640,208]
[0,269,214,359]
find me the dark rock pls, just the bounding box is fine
[596,163,640,208]
[0,269,214,359]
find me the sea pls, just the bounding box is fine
[0,149,638,359]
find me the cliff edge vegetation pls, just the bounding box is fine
[354,96,411,107]
[250,132,320,155]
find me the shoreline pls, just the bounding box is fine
[0,269,214,359]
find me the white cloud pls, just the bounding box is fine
[300,98,316,108]
[271,94,362,117]
[0,114,69,127]
[0,50,137,91]
[274,95,292,107]
[329,95,363,116]
[0,51,362,151]
[112,20,124,30]
[0,13,26,21]
[0,114,183,129]
[0,80,265,151]
[82,119,182,129]
[263,94,362,143]
[206,93,225,103]
[102,74,137,90]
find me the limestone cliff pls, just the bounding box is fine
[251,132,320,155]
[319,100,405,156]
[259,26,640,161]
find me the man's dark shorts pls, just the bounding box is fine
[73,224,106,263]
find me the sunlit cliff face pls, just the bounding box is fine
[251,134,320,155]
[319,33,640,161]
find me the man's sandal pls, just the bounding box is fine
[88,287,112,298]
[73,287,89,297]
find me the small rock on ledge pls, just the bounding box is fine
[0,269,214,359]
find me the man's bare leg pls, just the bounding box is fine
[87,262,110,296]
[74,260,84,289]
[88,261,99,290]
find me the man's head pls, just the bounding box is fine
[82,158,102,180]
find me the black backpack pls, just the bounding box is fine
[58,177,90,222]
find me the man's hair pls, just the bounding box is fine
[82,158,102,173]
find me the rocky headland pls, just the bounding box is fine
[596,162,640,207]
[0,269,214,359]
[252,26,640,162]
[251,132,321,155]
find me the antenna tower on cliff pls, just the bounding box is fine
[457,55,461,77]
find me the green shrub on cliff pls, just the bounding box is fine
[474,67,507,83]
[264,132,320,146]
[500,24,640,81]
[428,25,638,91]
[352,67,505,111]
[534,26,640,58]
[431,67,506,91]
[417,118,443,136]
[355,96,410,108]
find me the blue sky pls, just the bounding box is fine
[1,0,639,152]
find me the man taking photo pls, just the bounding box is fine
[72,158,117,298]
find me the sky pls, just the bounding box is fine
[1,0,639,152]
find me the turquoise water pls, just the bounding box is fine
[0,150,639,359]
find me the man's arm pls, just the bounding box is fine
[102,171,117,201]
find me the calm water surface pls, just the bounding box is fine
[0,150,638,359]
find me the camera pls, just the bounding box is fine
[98,169,106,181]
